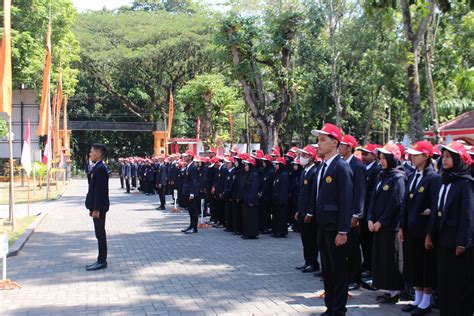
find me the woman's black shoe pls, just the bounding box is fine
[402,304,417,313]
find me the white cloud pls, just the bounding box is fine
[72,0,132,12]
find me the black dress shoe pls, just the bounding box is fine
[314,271,323,277]
[411,306,431,315]
[302,265,318,273]
[402,304,417,313]
[185,229,198,234]
[86,261,98,268]
[379,294,400,304]
[348,283,362,291]
[86,261,107,271]
[320,310,332,316]
[296,264,310,270]
[181,227,191,233]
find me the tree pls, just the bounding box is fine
[218,0,304,152]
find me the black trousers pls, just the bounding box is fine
[242,204,259,238]
[272,203,288,235]
[157,186,166,207]
[232,200,243,233]
[318,229,349,315]
[298,216,319,267]
[125,177,131,193]
[187,197,199,229]
[93,211,107,264]
[259,198,272,231]
[216,197,226,225]
[225,199,233,231]
[360,218,373,272]
[347,226,362,283]
[145,180,154,194]
[131,176,137,188]
[120,176,124,189]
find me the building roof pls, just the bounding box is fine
[439,110,474,131]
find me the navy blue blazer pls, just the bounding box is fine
[401,167,441,238]
[260,166,275,201]
[310,155,353,233]
[154,163,167,186]
[433,178,474,248]
[182,162,198,198]
[197,165,208,197]
[348,156,367,218]
[85,161,110,213]
[297,163,318,217]
[403,162,415,179]
[363,162,382,219]
[214,166,228,196]
[368,171,406,232]
[242,170,259,206]
[224,167,237,200]
[231,167,245,201]
[272,170,289,205]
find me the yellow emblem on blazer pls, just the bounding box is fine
[409,193,414,198]
[383,184,389,191]
[218,174,221,177]
[304,179,309,185]
[326,176,332,184]
[437,211,442,217]
[418,186,424,193]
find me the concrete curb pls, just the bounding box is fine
[7,210,49,257]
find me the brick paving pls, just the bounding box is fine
[0,178,433,315]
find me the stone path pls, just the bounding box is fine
[0,178,431,315]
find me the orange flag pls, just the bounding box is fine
[54,66,63,155]
[36,23,52,136]
[0,0,12,117]
[167,89,174,137]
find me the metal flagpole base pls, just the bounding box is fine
[0,279,21,290]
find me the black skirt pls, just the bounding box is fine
[242,204,259,238]
[403,233,436,288]
[372,229,403,290]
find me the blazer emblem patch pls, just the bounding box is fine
[325,176,332,184]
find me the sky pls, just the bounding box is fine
[72,0,226,12]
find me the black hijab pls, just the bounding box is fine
[380,153,406,181]
[440,150,473,184]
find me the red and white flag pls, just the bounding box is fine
[21,120,32,175]
[58,148,65,168]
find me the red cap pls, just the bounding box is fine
[376,143,402,161]
[201,157,210,163]
[291,158,302,165]
[252,150,265,159]
[224,156,235,164]
[238,153,250,161]
[396,143,406,157]
[284,151,296,159]
[439,141,472,166]
[182,150,195,157]
[311,123,342,142]
[289,146,299,153]
[299,145,317,159]
[271,146,281,157]
[357,143,381,154]
[406,141,434,157]
[261,154,273,161]
[243,157,256,167]
[341,135,358,148]
[207,147,217,154]
[275,157,287,165]
[210,156,220,164]
[230,147,240,154]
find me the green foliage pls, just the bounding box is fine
[0,117,7,138]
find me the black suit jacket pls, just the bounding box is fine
[348,156,367,218]
[272,170,289,205]
[309,155,353,233]
[154,163,168,186]
[363,162,382,219]
[182,162,198,199]
[401,167,441,238]
[242,170,259,206]
[297,163,318,217]
[85,160,110,213]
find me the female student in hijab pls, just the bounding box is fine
[434,142,473,316]
[241,157,260,239]
[399,141,441,315]
[368,143,406,304]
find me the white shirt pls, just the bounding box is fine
[316,153,338,191]
[304,163,316,174]
[366,161,375,171]
[437,183,452,210]
[344,154,354,163]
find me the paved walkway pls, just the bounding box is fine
[1,179,425,315]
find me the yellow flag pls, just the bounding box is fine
[0,0,12,117]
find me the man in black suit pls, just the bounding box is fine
[155,155,168,210]
[310,123,353,316]
[340,135,367,291]
[295,145,320,273]
[85,143,110,271]
[181,150,199,234]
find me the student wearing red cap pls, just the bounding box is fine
[369,144,406,303]
[399,141,441,314]
[272,157,290,237]
[259,155,275,234]
[310,123,354,316]
[181,150,199,234]
[434,142,473,316]
[241,157,260,239]
[212,156,228,228]
[295,145,320,273]
[289,154,303,232]
[223,156,237,232]
[231,153,247,234]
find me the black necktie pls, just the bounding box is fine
[318,163,327,195]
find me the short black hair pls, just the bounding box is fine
[91,143,107,159]
[328,135,340,148]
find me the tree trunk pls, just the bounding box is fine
[423,16,439,143]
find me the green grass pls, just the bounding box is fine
[0,215,37,246]
[0,181,66,204]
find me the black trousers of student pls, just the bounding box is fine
[145,180,154,194]
[258,198,272,232]
[225,199,233,231]
[232,200,243,234]
[347,226,363,284]
[157,186,166,208]
[131,176,137,188]
[272,203,288,235]
[298,216,319,267]
[209,195,217,222]
[215,197,226,225]
[187,198,199,229]
[93,211,107,264]
[318,229,349,316]
[359,217,373,272]
[437,246,474,316]
[125,177,131,193]
[138,178,144,191]
[242,204,259,238]
[120,176,124,189]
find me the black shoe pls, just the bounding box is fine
[361,270,371,278]
[411,306,431,315]
[296,264,310,270]
[302,265,318,273]
[86,261,107,271]
[402,304,418,313]
[261,229,272,234]
[184,229,198,234]
[320,310,332,316]
[376,293,391,302]
[361,279,377,291]
[380,294,400,304]
[348,283,362,291]
[86,261,98,268]
[313,271,323,277]
[232,232,242,235]
[181,227,192,233]
[158,206,166,210]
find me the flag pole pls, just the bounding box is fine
[27,175,30,216]
[8,116,15,230]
